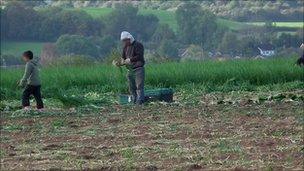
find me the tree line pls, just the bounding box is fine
[3,0,303,22]
[1,1,303,62]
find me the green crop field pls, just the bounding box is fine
[1,41,45,57]
[1,58,303,101]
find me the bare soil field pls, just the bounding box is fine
[0,93,303,170]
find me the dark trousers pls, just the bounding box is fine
[296,56,304,66]
[127,67,145,104]
[22,85,44,109]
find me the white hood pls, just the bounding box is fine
[120,31,135,43]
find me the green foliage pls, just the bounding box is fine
[1,4,303,62]
[41,8,102,41]
[85,7,177,31]
[0,8,6,39]
[151,24,175,44]
[51,55,95,66]
[216,18,250,31]
[82,7,113,17]
[51,119,67,129]
[2,124,24,132]
[275,48,302,58]
[92,35,117,57]
[1,58,303,101]
[1,2,42,40]
[55,34,99,58]
[102,4,159,42]
[84,7,303,32]
[180,45,204,61]
[1,4,102,41]
[54,34,117,59]
[176,3,221,50]
[139,9,178,32]
[52,88,113,107]
[53,10,99,36]
[238,36,260,57]
[158,39,179,59]
[145,52,173,64]
[273,33,303,48]
[103,48,121,64]
[218,32,239,56]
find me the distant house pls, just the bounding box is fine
[258,44,275,57]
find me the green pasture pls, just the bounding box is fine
[81,7,303,32]
[74,7,113,16]
[249,22,304,28]
[1,41,44,57]
[216,18,251,30]
[82,7,178,31]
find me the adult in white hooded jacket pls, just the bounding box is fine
[120,31,145,104]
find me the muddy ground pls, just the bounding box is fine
[0,93,303,170]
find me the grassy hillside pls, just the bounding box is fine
[83,7,248,31]
[82,7,178,31]
[249,22,304,28]
[1,41,44,57]
[81,7,304,31]
[138,9,178,32]
[80,7,113,16]
[216,18,251,30]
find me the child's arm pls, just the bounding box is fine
[19,63,33,87]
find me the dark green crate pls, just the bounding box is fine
[145,88,174,103]
[119,94,133,105]
[119,88,174,104]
